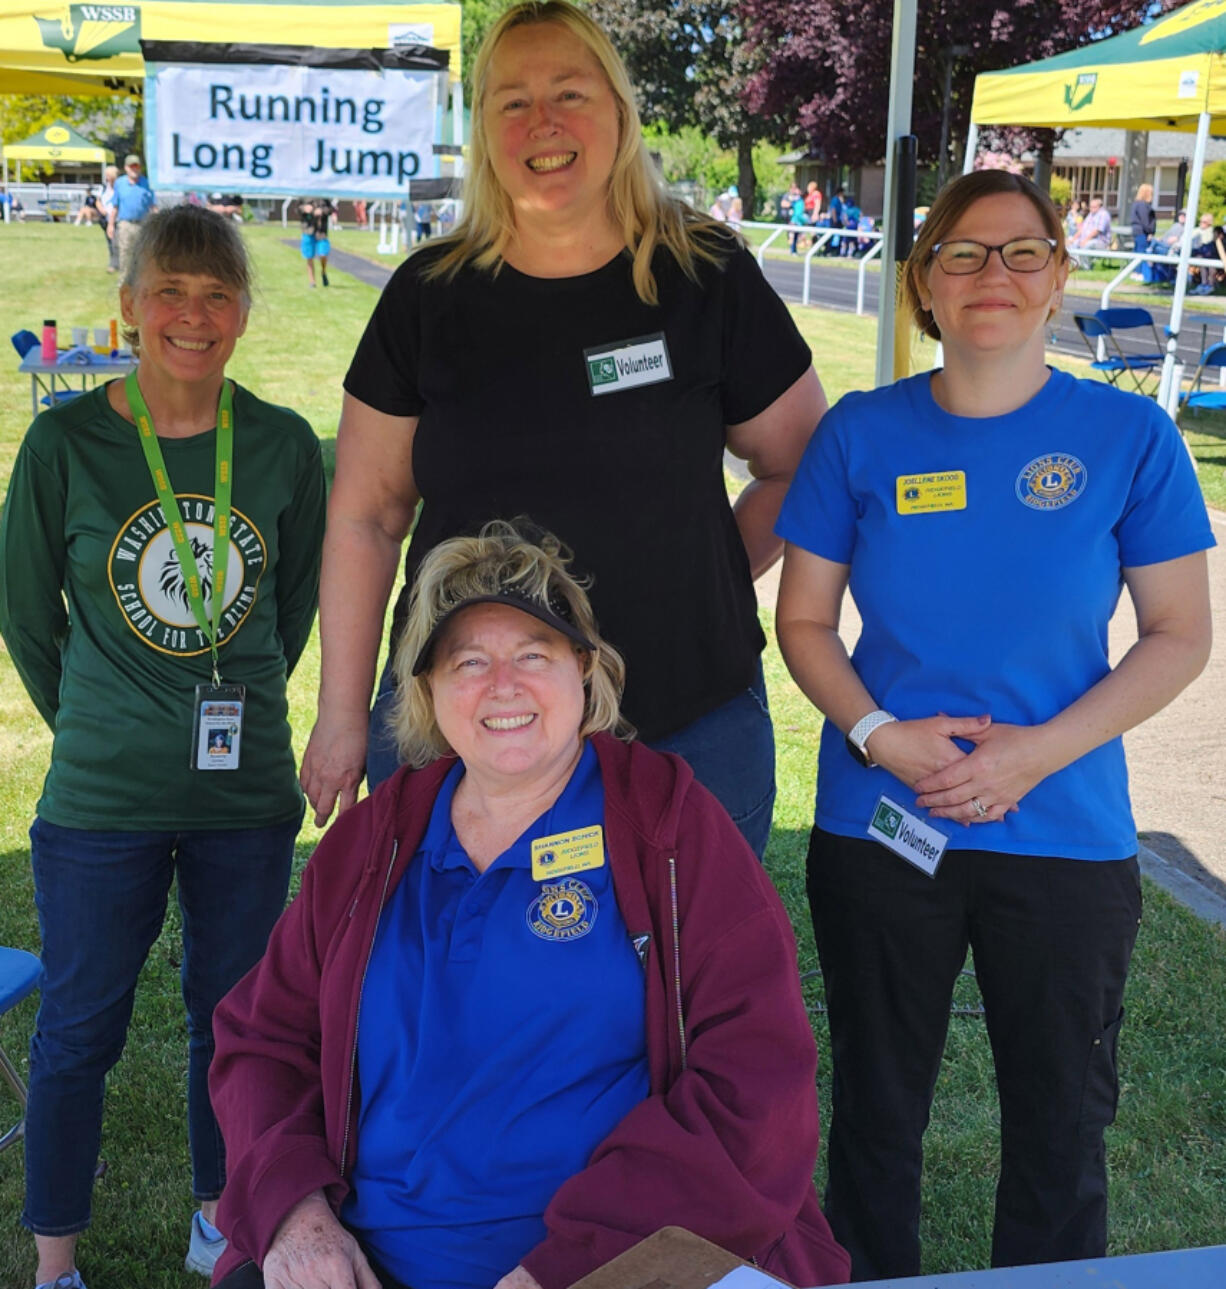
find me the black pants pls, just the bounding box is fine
[216,1254,410,1289]
[807,829,1142,1281]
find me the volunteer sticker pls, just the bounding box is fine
[1015,454,1087,510]
[867,794,948,877]
[896,471,966,514]
[585,332,673,396]
[531,825,605,881]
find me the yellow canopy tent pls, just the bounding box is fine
[0,1,462,96]
[968,0,1226,414]
[2,116,112,187]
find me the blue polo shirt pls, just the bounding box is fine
[342,743,649,1289]
[777,369,1215,860]
[112,173,154,222]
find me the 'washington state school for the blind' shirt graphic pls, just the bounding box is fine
[107,493,267,656]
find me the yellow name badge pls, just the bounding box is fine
[896,470,967,515]
[531,825,605,881]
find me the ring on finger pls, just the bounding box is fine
[971,796,988,818]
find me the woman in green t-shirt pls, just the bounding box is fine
[0,204,326,1289]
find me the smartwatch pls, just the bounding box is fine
[845,710,897,768]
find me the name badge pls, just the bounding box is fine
[532,824,605,881]
[866,794,947,877]
[191,683,245,771]
[896,470,966,514]
[585,332,673,396]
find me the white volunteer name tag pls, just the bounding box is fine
[585,332,673,396]
[867,794,948,877]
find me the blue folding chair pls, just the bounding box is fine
[1073,308,1164,395]
[1179,341,1226,420]
[0,946,42,1153]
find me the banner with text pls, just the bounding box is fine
[143,42,448,198]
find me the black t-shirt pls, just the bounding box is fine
[301,201,333,237]
[343,236,811,741]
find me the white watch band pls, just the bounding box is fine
[847,710,898,765]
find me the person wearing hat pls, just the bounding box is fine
[208,519,850,1289]
[107,154,156,275]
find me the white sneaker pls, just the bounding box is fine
[35,1274,87,1289]
[185,1209,228,1276]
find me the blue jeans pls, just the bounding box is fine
[368,660,776,859]
[23,816,299,1235]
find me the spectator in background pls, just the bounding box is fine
[414,199,433,242]
[1064,198,1084,239]
[73,187,102,226]
[1190,212,1226,294]
[1068,195,1112,267]
[1129,183,1156,255]
[1144,208,1186,284]
[788,183,806,253]
[300,197,335,287]
[804,179,822,223]
[354,198,368,230]
[825,187,846,255]
[107,153,156,275]
[728,190,743,232]
[840,195,862,257]
[207,194,244,221]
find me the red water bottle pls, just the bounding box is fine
[41,319,57,364]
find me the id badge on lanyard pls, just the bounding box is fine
[125,371,247,771]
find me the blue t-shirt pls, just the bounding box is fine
[342,743,649,1289]
[112,174,154,222]
[777,368,1215,860]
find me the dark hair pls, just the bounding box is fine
[901,170,1067,342]
[120,204,253,352]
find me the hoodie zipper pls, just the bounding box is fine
[338,836,399,1179]
[668,855,687,1071]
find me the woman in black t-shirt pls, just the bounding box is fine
[301,0,827,858]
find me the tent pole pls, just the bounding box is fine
[1158,109,1210,418]
[962,123,979,176]
[875,0,918,388]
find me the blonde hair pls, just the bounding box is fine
[1136,182,1153,202]
[392,520,632,768]
[425,0,729,305]
[901,170,1068,343]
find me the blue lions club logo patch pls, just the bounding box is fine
[527,878,598,942]
[1015,453,1087,510]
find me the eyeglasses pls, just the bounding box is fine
[929,238,1058,275]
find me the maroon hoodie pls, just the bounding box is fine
[210,733,850,1287]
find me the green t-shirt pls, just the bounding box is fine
[0,382,325,830]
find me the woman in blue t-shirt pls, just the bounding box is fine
[774,171,1214,1281]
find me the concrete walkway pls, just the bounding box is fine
[755,510,1226,927]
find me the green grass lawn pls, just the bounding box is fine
[0,221,1223,1287]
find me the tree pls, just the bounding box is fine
[740,0,1185,177]
[587,0,785,217]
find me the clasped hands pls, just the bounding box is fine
[264,1192,543,1289]
[866,713,1052,826]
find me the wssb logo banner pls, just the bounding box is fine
[142,41,447,199]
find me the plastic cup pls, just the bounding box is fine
[93,327,110,354]
[72,326,88,347]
